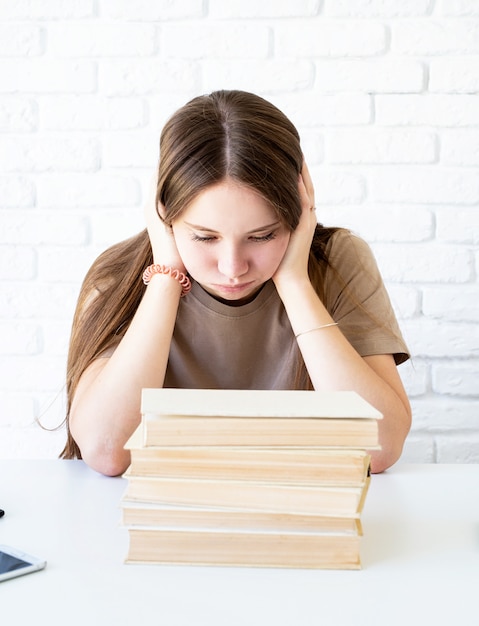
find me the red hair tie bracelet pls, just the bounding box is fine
[142,264,192,296]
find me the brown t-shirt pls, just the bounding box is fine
[164,230,409,390]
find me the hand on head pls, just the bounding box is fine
[272,161,317,286]
[144,173,186,272]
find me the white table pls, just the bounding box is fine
[1,460,478,626]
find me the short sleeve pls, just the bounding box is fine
[322,230,410,365]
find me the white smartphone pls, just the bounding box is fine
[0,545,46,582]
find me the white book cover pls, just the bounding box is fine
[141,388,383,420]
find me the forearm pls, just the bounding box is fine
[276,277,411,473]
[70,273,181,475]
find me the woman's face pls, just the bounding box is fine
[172,180,291,304]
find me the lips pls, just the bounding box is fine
[213,282,255,294]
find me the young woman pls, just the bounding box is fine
[61,90,411,476]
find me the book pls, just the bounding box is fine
[140,389,382,448]
[122,473,371,517]
[121,500,363,535]
[122,388,381,569]
[125,527,361,569]
[142,388,383,418]
[125,429,371,485]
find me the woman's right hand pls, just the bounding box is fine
[144,173,186,271]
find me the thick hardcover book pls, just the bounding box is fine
[122,472,371,517]
[139,389,382,448]
[121,501,364,535]
[125,527,362,569]
[126,429,371,485]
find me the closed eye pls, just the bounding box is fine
[190,232,277,244]
[249,232,277,242]
[190,234,216,243]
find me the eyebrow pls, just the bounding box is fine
[184,221,281,234]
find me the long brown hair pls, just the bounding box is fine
[60,90,337,459]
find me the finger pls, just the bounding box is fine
[301,161,315,208]
[298,174,313,212]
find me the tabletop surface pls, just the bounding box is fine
[1,460,478,626]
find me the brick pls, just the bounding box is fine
[0,322,40,355]
[387,285,421,319]
[0,60,97,94]
[410,397,479,431]
[439,0,479,16]
[163,23,270,59]
[375,94,479,126]
[315,59,424,93]
[0,425,67,459]
[0,136,100,172]
[422,286,479,322]
[326,129,437,164]
[300,132,325,165]
[209,0,321,18]
[102,132,161,168]
[399,435,435,464]
[436,208,479,244]
[441,129,479,165]
[436,433,479,463]
[372,243,473,283]
[42,321,72,356]
[392,20,479,55]
[40,96,146,130]
[203,60,314,93]
[0,97,37,132]
[48,22,157,57]
[0,394,35,428]
[0,0,95,19]
[0,25,44,56]
[432,362,479,396]
[40,96,103,130]
[401,320,479,358]
[0,355,66,392]
[101,0,204,20]
[90,210,144,246]
[107,98,147,130]
[0,211,89,246]
[317,206,434,242]
[35,174,140,208]
[0,176,35,207]
[311,168,366,204]
[430,58,479,93]
[276,21,386,57]
[273,93,372,126]
[324,0,433,17]
[0,246,36,280]
[37,245,105,283]
[101,60,199,96]
[0,283,80,320]
[369,166,479,204]
[398,359,429,397]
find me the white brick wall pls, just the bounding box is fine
[1,1,478,462]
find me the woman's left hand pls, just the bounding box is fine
[273,162,317,287]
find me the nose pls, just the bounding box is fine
[217,244,249,281]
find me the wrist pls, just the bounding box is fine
[273,273,312,300]
[143,264,192,296]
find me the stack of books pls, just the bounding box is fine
[121,388,381,569]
